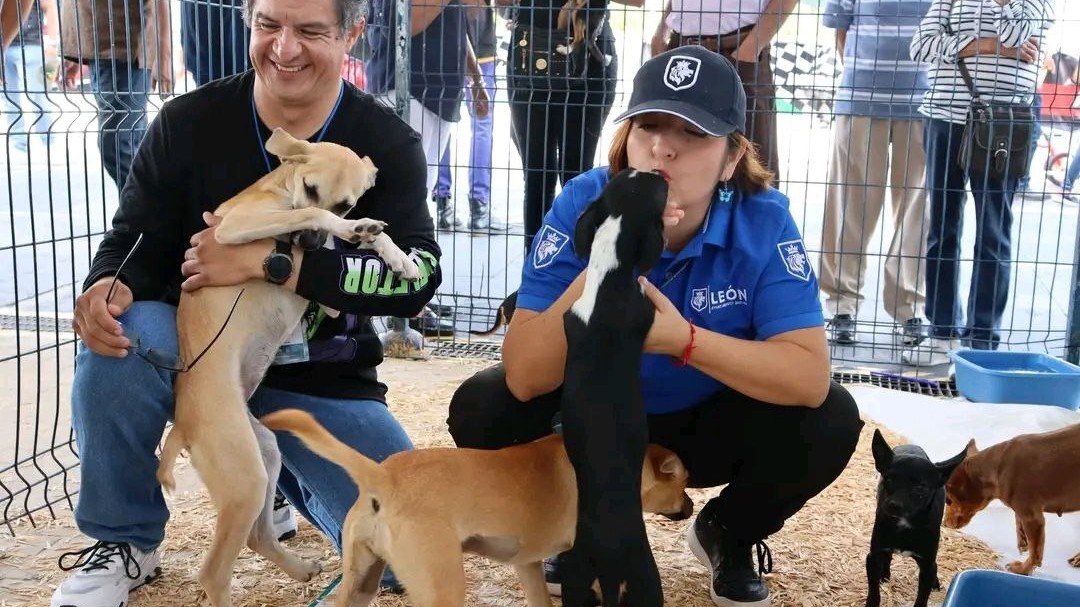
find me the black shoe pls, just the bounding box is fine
[687,515,772,607]
[543,553,599,605]
[468,197,507,232]
[894,317,927,347]
[407,306,456,337]
[427,303,454,318]
[434,195,462,230]
[828,314,856,345]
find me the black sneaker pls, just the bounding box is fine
[828,314,856,345]
[686,516,772,607]
[543,553,599,605]
[894,317,927,347]
[407,306,456,337]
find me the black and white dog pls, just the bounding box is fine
[559,168,669,607]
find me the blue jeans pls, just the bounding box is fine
[1064,146,1080,192]
[89,60,150,190]
[2,44,53,150]
[434,60,495,203]
[71,302,414,555]
[923,118,1017,349]
[1017,93,1041,192]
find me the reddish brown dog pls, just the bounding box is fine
[944,423,1080,575]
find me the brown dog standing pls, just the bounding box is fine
[944,423,1080,575]
[155,128,420,607]
[261,408,694,607]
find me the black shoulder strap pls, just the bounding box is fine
[943,9,981,99]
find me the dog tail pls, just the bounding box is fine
[156,428,185,494]
[469,292,517,336]
[468,308,508,336]
[261,409,387,491]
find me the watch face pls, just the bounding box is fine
[266,254,292,283]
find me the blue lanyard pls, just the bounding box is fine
[251,79,345,174]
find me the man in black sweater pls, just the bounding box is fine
[50,1,441,605]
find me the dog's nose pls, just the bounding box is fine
[661,494,695,521]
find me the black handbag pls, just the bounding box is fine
[954,56,1035,182]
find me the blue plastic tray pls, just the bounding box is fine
[951,350,1080,411]
[942,569,1080,607]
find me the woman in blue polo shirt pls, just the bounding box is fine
[448,46,862,607]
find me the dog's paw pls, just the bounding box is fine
[1068,553,1080,568]
[381,247,421,282]
[1006,560,1033,575]
[286,558,322,583]
[343,219,387,244]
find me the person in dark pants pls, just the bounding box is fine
[180,0,249,87]
[905,0,1054,364]
[507,0,642,252]
[448,47,863,607]
[60,0,172,190]
[651,0,800,189]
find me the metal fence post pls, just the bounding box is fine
[394,0,410,122]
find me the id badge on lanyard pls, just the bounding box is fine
[260,80,345,366]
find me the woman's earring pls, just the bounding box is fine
[719,181,733,204]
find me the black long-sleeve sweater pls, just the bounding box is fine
[82,71,442,401]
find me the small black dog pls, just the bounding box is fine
[559,169,668,607]
[866,429,967,607]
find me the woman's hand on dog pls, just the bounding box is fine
[638,276,693,358]
[181,212,271,292]
[74,277,134,357]
[663,200,685,227]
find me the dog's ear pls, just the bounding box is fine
[656,449,687,479]
[265,127,312,163]
[964,438,979,457]
[936,445,968,486]
[871,428,894,474]
[635,221,666,274]
[573,196,606,258]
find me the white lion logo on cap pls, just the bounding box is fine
[664,56,701,91]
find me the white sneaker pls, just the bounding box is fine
[273,491,299,541]
[901,338,959,367]
[50,541,161,607]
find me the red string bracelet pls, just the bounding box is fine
[674,322,696,368]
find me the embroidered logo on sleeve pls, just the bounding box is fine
[533,225,569,269]
[777,239,811,281]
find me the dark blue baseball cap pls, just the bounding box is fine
[613,45,746,137]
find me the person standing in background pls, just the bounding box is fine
[906,0,1055,366]
[505,0,639,253]
[652,0,798,188]
[60,0,174,190]
[3,0,58,153]
[181,0,249,87]
[818,0,933,349]
[432,1,504,232]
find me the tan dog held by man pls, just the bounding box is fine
[944,423,1080,576]
[261,408,695,607]
[155,128,421,607]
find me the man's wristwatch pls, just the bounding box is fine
[263,240,294,285]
